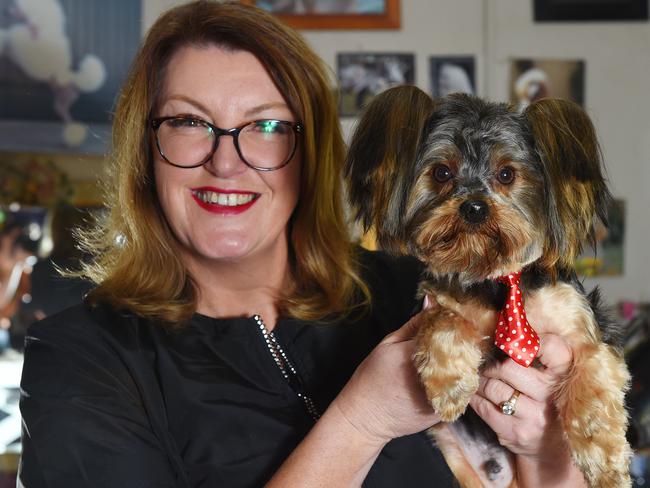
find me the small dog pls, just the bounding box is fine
[345,86,631,487]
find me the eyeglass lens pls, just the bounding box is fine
[156,118,297,169]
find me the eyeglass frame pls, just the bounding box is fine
[150,116,304,172]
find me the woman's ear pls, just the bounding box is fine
[344,85,436,251]
[524,98,612,271]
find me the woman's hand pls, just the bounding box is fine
[438,292,587,487]
[472,332,587,486]
[470,332,572,459]
[331,311,441,447]
[268,313,441,487]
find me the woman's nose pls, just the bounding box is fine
[203,135,248,178]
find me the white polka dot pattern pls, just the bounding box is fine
[493,271,540,367]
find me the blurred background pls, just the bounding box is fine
[1,0,649,486]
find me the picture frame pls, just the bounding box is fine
[534,0,648,22]
[576,199,625,277]
[337,52,415,117]
[240,0,400,29]
[0,0,141,155]
[510,58,585,110]
[429,56,476,98]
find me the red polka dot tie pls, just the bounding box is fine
[493,271,540,367]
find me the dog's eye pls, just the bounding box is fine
[433,164,453,183]
[497,166,515,185]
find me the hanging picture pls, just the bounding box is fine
[510,58,585,110]
[534,0,648,22]
[241,0,400,29]
[337,52,415,117]
[429,56,476,98]
[0,0,141,154]
[576,199,625,277]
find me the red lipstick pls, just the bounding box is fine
[191,187,259,215]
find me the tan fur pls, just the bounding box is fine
[415,283,631,487]
[527,285,632,488]
[413,307,494,421]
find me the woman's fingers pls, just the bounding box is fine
[470,333,574,455]
[469,389,518,432]
[535,333,573,375]
[470,377,548,449]
[480,359,551,403]
[480,333,573,402]
[473,376,537,419]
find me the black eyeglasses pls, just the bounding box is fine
[151,116,304,171]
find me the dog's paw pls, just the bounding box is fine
[427,388,474,422]
[413,337,479,421]
[413,306,486,422]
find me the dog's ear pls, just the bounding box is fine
[524,98,612,272]
[345,85,435,252]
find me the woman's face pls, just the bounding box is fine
[154,45,301,267]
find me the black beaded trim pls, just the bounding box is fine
[254,315,320,421]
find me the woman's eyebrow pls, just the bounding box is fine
[244,102,290,118]
[161,97,290,119]
[162,95,211,114]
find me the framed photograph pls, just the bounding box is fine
[429,56,476,98]
[534,0,648,22]
[576,199,625,277]
[337,52,415,117]
[510,58,585,110]
[0,0,141,154]
[241,0,400,29]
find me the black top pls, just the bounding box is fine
[19,250,455,487]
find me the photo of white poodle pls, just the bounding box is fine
[0,0,106,147]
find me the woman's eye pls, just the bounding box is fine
[432,164,453,183]
[497,166,515,185]
[168,117,204,129]
[253,120,289,135]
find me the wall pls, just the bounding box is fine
[143,0,650,304]
[487,0,650,305]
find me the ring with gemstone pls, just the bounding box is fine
[500,390,521,416]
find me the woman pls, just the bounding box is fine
[19,2,586,487]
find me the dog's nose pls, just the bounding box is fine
[460,200,489,224]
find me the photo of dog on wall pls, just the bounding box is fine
[345,85,632,487]
[0,0,140,153]
[429,56,475,98]
[337,52,414,117]
[510,58,585,111]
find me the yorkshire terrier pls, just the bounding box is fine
[345,86,631,487]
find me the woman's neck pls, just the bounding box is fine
[184,245,292,331]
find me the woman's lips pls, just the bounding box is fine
[191,187,260,215]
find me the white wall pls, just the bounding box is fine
[144,0,650,304]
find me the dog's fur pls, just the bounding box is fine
[345,86,632,487]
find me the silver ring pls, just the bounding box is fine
[500,390,521,416]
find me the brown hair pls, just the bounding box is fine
[78,0,368,324]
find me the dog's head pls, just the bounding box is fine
[345,86,610,284]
